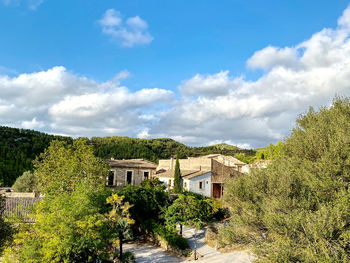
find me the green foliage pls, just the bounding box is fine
[107,194,135,262]
[5,184,114,263]
[165,194,206,230]
[254,141,284,161]
[34,138,109,195]
[221,97,350,262]
[12,171,36,193]
[173,157,181,193]
[116,184,170,229]
[0,194,13,256]
[142,221,188,250]
[0,126,72,187]
[0,126,256,187]
[91,136,255,163]
[140,178,166,191]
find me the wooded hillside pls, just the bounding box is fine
[0,126,255,187]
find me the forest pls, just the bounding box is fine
[0,126,256,187]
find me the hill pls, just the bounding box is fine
[0,126,256,187]
[0,126,73,186]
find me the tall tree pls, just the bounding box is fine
[173,157,181,193]
[221,97,350,262]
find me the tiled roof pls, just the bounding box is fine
[108,159,157,169]
[155,169,210,179]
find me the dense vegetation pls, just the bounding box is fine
[0,126,255,187]
[0,126,72,187]
[91,136,255,162]
[220,97,350,262]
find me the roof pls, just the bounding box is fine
[108,159,157,169]
[155,169,210,180]
[215,155,246,166]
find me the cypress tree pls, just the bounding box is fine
[173,157,181,193]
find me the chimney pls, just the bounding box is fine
[170,157,174,170]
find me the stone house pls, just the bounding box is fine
[107,159,158,189]
[156,154,245,198]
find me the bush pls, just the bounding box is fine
[142,221,188,250]
[12,171,36,193]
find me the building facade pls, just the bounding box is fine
[156,154,245,198]
[107,159,157,189]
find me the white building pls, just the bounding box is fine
[155,169,212,197]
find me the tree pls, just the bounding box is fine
[117,183,170,229]
[34,138,108,195]
[3,138,115,262]
[107,194,134,262]
[12,171,36,193]
[4,184,114,263]
[221,97,350,262]
[165,194,203,236]
[173,157,181,193]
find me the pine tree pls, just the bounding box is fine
[173,157,181,193]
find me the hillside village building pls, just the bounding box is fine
[107,159,157,188]
[155,154,245,198]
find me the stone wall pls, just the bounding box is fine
[211,159,242,183]
[110,167,156,189]
[158,157,212,171]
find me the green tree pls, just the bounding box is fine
[117,184,170,229]
[165,194,203,236]
[34,138,108,195]
[12,171,36,193]
[107,194,135,262]
[173,157,181,193]
[221,97,350,262]
[4,184,114,263]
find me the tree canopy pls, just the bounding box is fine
[221,97,350,262]
[34,138,108,195]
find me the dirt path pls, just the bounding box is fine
[124,243,184,263]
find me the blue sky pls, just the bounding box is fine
[1,0,350,148]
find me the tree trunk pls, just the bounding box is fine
[180,224,183,236]
[119,233,123,262]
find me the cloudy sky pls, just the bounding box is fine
[1,0,350,148]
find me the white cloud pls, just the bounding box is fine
[3,5,350,148]
[99,9,154,47]
[247,46,300,70]
[0,67,172,138]
[1,0,43,10]
[21,118,45,129]
[144,4,350,147]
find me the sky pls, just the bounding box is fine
[1,0,350,148]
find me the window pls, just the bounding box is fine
[107,171,114,186]
[126,171,133,185]
[206,180,209,184]
[168,179,172,187]
[199,181,203,190]
[143,171,149,180]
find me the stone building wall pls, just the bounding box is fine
[211,159,242,183]
[109,167,156,189]
[158,157,212,171]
